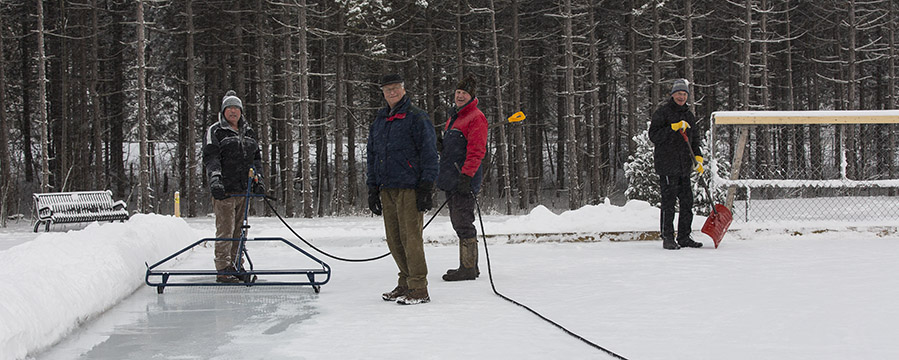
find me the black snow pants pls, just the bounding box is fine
[658,174,694,240]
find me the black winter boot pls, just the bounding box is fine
[677,236,703,248]
[662,236,681,250]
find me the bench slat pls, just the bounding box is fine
[33,191,130,232]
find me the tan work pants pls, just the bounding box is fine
[213,196,247,271]
[381,188,428,290]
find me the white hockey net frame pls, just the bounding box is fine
[708,110,899,223]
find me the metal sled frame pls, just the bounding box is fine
[145,173,330,294]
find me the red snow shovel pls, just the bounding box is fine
[679,130,733,248]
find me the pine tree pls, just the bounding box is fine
[624,125,659,207]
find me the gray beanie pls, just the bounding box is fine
[671,79,690,95]
[221,90,243,113]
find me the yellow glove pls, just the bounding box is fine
[694,156,704,174]
[670,120,691,131]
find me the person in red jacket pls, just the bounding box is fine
[436,74,488,281]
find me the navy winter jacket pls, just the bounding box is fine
[648,98,703,176]
[202,114,263,193]
[366,95,439,190]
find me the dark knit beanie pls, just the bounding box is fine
[456,74,477,99]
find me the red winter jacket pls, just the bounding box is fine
[437,98,488,193]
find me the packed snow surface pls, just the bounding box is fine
[1,200,897,360]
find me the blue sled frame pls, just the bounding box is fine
[145,170,330,294]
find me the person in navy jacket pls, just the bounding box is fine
[367,74,439,305]
[436,74,488,281]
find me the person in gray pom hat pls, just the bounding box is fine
[649,79,704,250]
[202,90,264,282]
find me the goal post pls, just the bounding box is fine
[708,110,899,223]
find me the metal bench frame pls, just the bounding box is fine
[33,190,129,232]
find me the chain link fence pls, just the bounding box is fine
[708,111,899,223]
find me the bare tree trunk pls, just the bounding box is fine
[511,0,528,209]
[137,0,150,213]
[20,17,35,184]
[889,0,896,178]
[726,0,754,208]
[298,0,313,218]
[333,6,347,215]
[588,3,603,204]
[256,0,272,216]
[685,0,695,114]
[488,0,512,214]
[37,0,50,193]
[759,0,771,177]
[185,0,198,217]
[456,0,464,77]
[90,0,105,192]
[563,0,580,210]
[0,7,8,227]
[651,0,661,106]
[283,9,296,217]
[627,0,637,154]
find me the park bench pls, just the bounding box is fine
[33,190,130,232]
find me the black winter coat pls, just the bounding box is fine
[648,98,703,176]
[202,115,263,193]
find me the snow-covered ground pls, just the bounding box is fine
[1,200,897,360]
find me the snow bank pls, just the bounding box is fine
[491,200,662,234]
[0,215,197,360]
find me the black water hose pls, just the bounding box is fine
[262,196,447,263]
[474,196,629,360]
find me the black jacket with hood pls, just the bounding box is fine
[202,112,263,194]
[648,98,703,176]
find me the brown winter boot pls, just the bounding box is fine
[443,238,479,281]
[382,285,408,301]
[216,268,241,283]
[396,287,430,305]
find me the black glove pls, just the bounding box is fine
[455,174,472,195]
[368,186,382,216]
[252,180,266,195]
[210,175,227,200]
[416,182,434,212]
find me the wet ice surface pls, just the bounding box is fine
[40,286,319,360]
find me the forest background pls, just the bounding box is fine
[0,0,896,225]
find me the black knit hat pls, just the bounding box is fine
[456,74,477,99]
[381,73,404,87]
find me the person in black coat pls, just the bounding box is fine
[202,90,264,282]
[648,79,704,250]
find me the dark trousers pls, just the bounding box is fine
[447,191,476,239]
[658,175,694,240]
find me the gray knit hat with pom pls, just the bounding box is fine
[221,90,243,113]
